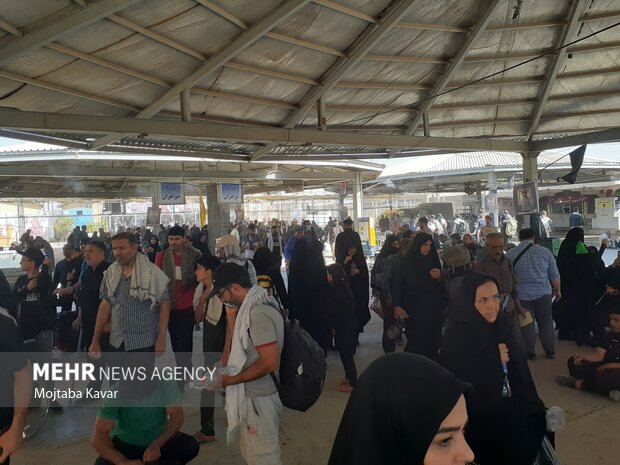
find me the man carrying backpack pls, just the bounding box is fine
[211,263,284,465]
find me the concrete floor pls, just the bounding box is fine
[12,313,619,465]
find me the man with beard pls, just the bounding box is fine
[211,263,284,465]
[71,241,111,353]
[156,226,201,382]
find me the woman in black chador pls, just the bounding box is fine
[288,237,329,352]
[441,273,546,465]
[391,233,445,359]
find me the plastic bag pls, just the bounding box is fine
[533,437,561,465]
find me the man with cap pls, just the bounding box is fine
[156,225,201,382]
[11,247,63,413]
[210,263,284,465]
[216,234,257,285]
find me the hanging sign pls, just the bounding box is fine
[157,182,185,205]
[218,183,243,204]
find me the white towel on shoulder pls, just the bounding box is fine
[225,285,271,444]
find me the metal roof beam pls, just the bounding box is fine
[403,0,503,136]
[0,129,88,148]
[532,128,620,151]
[0,0,139,65]
[0,165,351,181]
[88,0,311,150]
[526,0,588,140]
[0,70,141,112]
[313,0,380,23]
[196,0,347,57]
[0,108,530,152]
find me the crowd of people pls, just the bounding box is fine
[0,211,619,465]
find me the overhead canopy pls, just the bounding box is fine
[0,0,620,169]
[371,151,620,193]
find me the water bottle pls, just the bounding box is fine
[501,362,512,398]
[546,406,566,432]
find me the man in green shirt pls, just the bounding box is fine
[91,353,198,465]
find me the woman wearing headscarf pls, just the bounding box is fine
[556,227,597,345]
[252,246,290,312]
[342,241,371,337]
[143,235,161,263]
[371,234,400,293]
[326,263,358,392]
[328,353,474,465]
[288,237,329,352]
[196,232,212,258]
[391,232,446,359]
[441,273,546,465]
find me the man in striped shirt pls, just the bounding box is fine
[89,232,170,355]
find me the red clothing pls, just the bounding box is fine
[155,251,196,310]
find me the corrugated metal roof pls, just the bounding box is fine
[0,0,618,161]
[379,150,620,178]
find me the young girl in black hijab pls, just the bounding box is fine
[441,273,546,465]
[327,263,358,393]
[328,353,474,465]
[391,232,446,359]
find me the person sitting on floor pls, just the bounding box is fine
[91,352,199,465]
[556,295,620,398]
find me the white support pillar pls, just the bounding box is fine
[520,152,540,229]
[151,181,158,208]
[205,184,230,252]
[487,171,498,226]
[522,152,539,184]
[476,180,483,215]
[352,172,363,223]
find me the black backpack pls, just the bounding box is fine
[258,301,327,412]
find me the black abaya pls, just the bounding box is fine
[441,273,546,465]
[391,233,446,359]
[336,229,370,333]
[556,228,597,344]
[288,238,329,351]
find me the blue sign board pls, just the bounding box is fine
[218,183,242,204]
[158,182,185,205]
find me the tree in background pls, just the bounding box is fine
[53,217,75,242]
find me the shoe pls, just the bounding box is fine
[545,352,555,360]
[555,375,576,388]
[193,431,216,444]
[49,401,64,414]
[610,390,620,401]
[527,353,537,361]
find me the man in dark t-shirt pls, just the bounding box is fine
[0,312,30,465]
[73,241,110,351]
